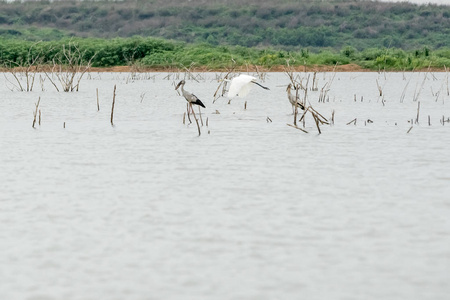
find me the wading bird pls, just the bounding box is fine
[175,80,206,114]
[286,83,305,114]
[227,74,269,99]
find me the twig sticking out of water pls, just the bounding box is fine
[297,106,328,134]
[244,101,247,110]
[331,110,335,125]
[96,88,100,111]
[428,115,431,126]
[312,112,321,134]
[287,123,308,133]
[311,72,318,91]
[407,126,413,133]
[111,84,116,127]
[63,122,65,128]
[213,65,236,103]
[206,117,209,127]
[38,109,41,126]
[415,101,420,124]
[346,118,357,126]
[198,106,203,126]
[318,66,337,102]
[183,112,186,125]
[445,66,449,96]
[32,97,41,129]
[376,79,383,96]
[400,75,412,103]
[413,70,430,102]
[190,105,201,136]
[266,117,272,123]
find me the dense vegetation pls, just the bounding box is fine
[1,37,450,71]
[0,0,449,70]
[0,0,449,50]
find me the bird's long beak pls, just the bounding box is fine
[175,81,182,90]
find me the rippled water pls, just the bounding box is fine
[1,71,449,300]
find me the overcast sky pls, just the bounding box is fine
[378,0,449,5]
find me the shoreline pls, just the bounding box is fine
[87,64,449,73]
[0,64,447,73]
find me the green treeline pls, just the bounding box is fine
[0,0,449,50]
[1,37,450,70]
[1,0,449,70]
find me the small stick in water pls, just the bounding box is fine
[244,101,247,110]
[96,88,100,111]
[415,101,420,124]
[190,104,201,136]
[32,97,41,129]
[287,123,308,133]
[346,118,357,125]
[111,84,116,126]
[407,126,413,133]
[198,106,203,126]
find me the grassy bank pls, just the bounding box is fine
[1,37,450,71]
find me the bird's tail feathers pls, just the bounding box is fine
[194,99,206,108]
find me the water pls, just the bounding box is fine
[1,71,449,300]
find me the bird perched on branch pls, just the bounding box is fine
[286,83,305,114]
[175,80,206,112]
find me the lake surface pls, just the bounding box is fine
[1,71,449,300]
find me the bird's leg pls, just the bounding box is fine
[198,106,203,126]
[186,102,192,124]
[190,105,201,136]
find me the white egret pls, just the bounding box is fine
[175,80,206,113]
[286,83,305,114]
[227,74,269,98]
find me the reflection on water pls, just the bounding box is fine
[1,72,449,300]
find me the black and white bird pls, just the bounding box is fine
[286,83,305,113]
[227,74,269,98]
[175,80,206,112]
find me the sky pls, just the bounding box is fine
[378,0,449,5]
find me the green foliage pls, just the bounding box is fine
[1,36,449,71]
[1,0,450,50]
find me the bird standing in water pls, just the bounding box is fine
[175,80,206,114]
[286,83,305,114]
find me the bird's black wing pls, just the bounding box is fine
[192,94,206,108]
[251,81,270,90]
[194,99,206,108]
